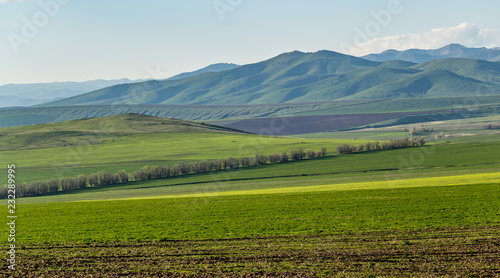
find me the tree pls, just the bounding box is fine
[47,178,60,192]
[240,156,251,167]
[306,150,316,159]
[365,142,372,151]
[417,137,426,146]
[116,170,129,183]
[279,152,289,163]
[317,147,327,157]
[76,174,87,189]
[267,153,279,163]
[88,174,98,186]
[177,162,188,175]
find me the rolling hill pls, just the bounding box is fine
[40,50,500,106]
[0,113,248,151]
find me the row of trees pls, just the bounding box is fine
[0,148,327,199]
[3,170,130,198]
[336,137,426,154]
[484,124,500,129]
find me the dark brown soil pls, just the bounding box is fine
[1,226,498,277]
[214,111,447,135]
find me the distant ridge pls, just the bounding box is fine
[362,44,500,63]
[0,78,139,108]
[39,48,500,106]
[167,63,240,80]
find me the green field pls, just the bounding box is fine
[1,114,359,183]
[1,114,499,277]
[14,182,500,244]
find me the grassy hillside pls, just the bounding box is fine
[38,50,500,106]
[0,113,360,183]
[0,113,247,150]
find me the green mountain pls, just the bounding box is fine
[41,51,500,106]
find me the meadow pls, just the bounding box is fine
[1,114,499,277]
[1,114,358,184]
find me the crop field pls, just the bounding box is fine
[1,114,499,277]
[298,114,500,142]
[1,182,499,276]
[213,111,445,135]
[1,229,498,277]
[1,114,364,183]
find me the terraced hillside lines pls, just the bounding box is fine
[3,96,500,132]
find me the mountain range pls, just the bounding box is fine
[0,64,240,108]
[41,47,500,107]
[0,79,139,108]
[362,44,500,63]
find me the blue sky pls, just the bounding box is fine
[1,0,500,85]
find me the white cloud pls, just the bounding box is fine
[347,22,500,56]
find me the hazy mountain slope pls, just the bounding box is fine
[41,51,381,106]
[167,63,240,80]
[0,79,138,107]
[363,44,500,63]
[40,50,500,106]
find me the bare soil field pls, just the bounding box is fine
[2,226,498,277]
[214,111,451,135]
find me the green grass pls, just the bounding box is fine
[2,133,358,183]
[1,114,364,183]
[14,183,500,244]
[7,142,500,205]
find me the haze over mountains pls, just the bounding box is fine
[363,44,500,63]
[0,64,240,108]
[4,44,500,109]
[41,45,500,107]
[0,79,139,108]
